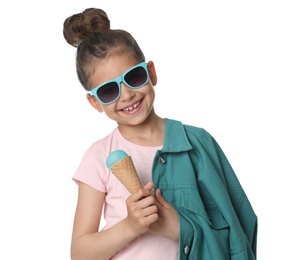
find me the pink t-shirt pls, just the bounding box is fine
[73,128,178,259]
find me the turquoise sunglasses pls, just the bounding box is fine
[88,61,149,104]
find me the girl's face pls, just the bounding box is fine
[87,53,157,127]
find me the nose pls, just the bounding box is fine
[119,82,135,102]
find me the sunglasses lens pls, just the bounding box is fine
[124,66,148,87]
[97,82,119,104]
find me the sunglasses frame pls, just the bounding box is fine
[87,61,149,105]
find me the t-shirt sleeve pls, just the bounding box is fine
[72,143,107,193]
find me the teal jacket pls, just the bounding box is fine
[152,119,257,260]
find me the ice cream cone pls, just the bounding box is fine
[108,152,142,193]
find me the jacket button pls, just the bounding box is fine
[184,246,189,254]
[158,156,166,164]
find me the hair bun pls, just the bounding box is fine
[63,8,110,47]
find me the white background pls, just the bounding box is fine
[0,0,298,259]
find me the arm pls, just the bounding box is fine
[71,182,158,260]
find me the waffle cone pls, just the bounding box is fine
[110,156,142,193]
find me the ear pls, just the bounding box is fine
[147,61,157,86]
[86,94,104,113]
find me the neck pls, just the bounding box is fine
[118,111,165,147]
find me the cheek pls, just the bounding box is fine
[141,84,155,96]
[102,103,117,115]
[145,85,155,99]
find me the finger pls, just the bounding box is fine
[156,188,171,208]
[142,204,158,217]
[143,181,154,191]
[128,186,153,202]
[138,195,156,209]
[143,211,159,225]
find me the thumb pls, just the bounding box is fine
[156,188,171,208]
[143,181,154,191]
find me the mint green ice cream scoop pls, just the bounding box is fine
[106,150,128,170]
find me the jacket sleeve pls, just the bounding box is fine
[201,130,258,257]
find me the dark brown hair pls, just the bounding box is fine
[63,8,145,90]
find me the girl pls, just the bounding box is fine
[63,7,257,260]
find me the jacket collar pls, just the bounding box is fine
[162,118,193,153]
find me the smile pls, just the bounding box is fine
[121,100,141,112]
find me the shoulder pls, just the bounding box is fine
[184,124,212,141]
[82,128,119,161]
[165,118,221,156]
[165,118,213,141]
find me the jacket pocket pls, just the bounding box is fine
[178,188,231,259]
[179,188,229,227]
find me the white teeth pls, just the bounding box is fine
[123,101,140,112]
